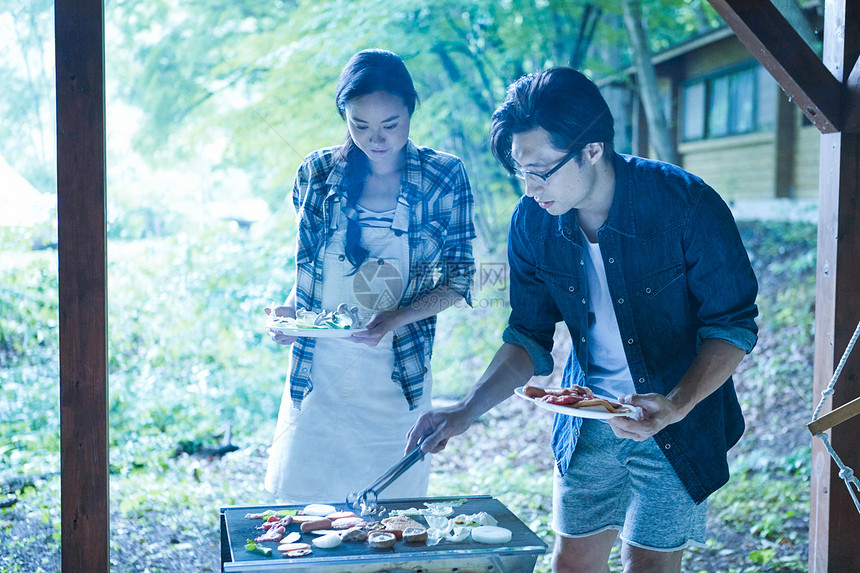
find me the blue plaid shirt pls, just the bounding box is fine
[288,140,476,410]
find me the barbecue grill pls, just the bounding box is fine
[220,495,547,572]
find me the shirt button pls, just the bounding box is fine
[568,286,575,292]
[645,287,652,294]
[582,299,587,304]
[378,258,385,265]
[574,428,579,435]
[580,260,585,265]
[638,377,645,383]
[301,367,309,373]
[627,338,634,345]
[338,255,345,262]
[581,337,586,343]
[664,444,671,450]
[617,298,624,304]
[608,258,615,263]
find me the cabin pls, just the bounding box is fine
[603,23,822,219]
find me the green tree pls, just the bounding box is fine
[0,0,56,193]
[107,0,722,250]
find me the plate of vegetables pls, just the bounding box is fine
[266,304,365,337]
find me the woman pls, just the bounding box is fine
[264,49,476,503]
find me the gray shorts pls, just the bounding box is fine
[552,419,707,551]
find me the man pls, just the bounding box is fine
[406,68,758,572]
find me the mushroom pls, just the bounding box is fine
[368,531,396,550]
[313,310,332,326]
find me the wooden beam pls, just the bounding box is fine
[808,395,860,436]
[707,0,843,133]
[55,0,109,572]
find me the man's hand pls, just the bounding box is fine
[609,339,747,441]
[607,393,683,441]
[405,343,535,455]
[406,405,474,455]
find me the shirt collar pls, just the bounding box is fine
[401,140,424,204]
[322,140,423,234]
[602,153,637,238]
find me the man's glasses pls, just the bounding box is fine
[512,147,581,182]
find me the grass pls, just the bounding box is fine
[1,219,820,572]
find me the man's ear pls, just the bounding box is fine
[583,142,604,165]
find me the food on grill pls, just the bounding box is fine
[277,542,311,553]
[367,531,397,550]
[523,384,631,414]
[241,501,507,557]
[331,516,367,529]
[291,514,324,523]
[301,503,337,516]
[471,525,513,544]
[402,527,429,544]
[381,515,424,540]
[253,525,286,543]
[452,512,498,527]
[281,531,300,544]
[312,533,343,549]
[341,526,369,542]
[300,518,332,532]
[243,539,272,557]
[256,515,292,530]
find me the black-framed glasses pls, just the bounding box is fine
[512,147,581,182]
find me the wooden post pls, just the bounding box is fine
[705,0,860,570]
[55,0,109,571]
[811,1,860,570]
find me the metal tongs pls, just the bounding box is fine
[347,444,426,515]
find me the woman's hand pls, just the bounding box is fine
[348,309,402,347]
[265,305,298,346]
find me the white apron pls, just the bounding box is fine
[265,202,432,504]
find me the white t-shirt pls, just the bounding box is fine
[582,230,635,399]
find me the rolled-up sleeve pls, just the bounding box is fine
[684,185,759,353]
[504,203,561,376]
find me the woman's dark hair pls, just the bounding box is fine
[335,49,419,271]
[489,67,615,174]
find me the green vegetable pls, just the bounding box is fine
[244,540,272,557]
[276,509,298,517]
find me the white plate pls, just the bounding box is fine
[514,386,639,420]
[266,323,366,338]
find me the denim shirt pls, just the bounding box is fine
[503,153,759,504]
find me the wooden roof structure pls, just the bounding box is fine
[55,0,859,571]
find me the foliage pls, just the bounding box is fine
[1,218,818,572]
[0,0,56,194]
[104,0,723,251]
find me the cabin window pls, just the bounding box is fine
[681,63,775,141]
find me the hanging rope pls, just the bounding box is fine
[809,319,860,513]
